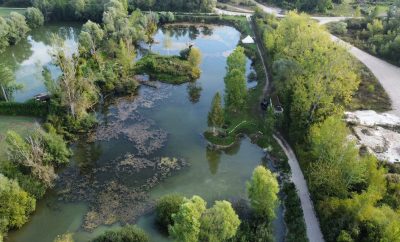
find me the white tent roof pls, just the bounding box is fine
[242,35,254,44]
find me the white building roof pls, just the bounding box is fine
[242,35,254,44]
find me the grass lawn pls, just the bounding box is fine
[0,116,38,157]
[0,7,26,16]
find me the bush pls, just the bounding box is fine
[92,225,149,242]
[155,194,185,230]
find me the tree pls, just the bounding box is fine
[24,7,44,29]
[224,69,247,112]
[227,46,246,73]
[264,106,276,137]
[169,196,207,242]
[33,0,53,20]
[6,128,71,188]
[0,174,36,233]
[247,166,279,220]
[48,35,99,119]
[265,12,359,141]
[0,64,22,102]
[308,116,367,199]
[92,225,149,242]
[199,200,240,242]
[79,20,104,56]
[0,17,10,53]
[188,47,202,67]
[5,12,30,45]
[155,194,185,230]
[207,92,224,135]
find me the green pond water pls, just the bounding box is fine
[5,24,284,242]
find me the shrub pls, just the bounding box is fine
[155,194,185,230]
[92,225,149,242]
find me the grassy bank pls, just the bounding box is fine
[0,7,26,16]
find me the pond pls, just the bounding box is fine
[6,24,283,242]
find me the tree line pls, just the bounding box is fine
[256,0,342,12]
[256,10,400,242]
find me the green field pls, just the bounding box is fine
[0,7,26,16]
[0,116,38,158]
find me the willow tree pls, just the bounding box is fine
[0,17,9,53]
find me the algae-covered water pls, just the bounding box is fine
[5,24,283,242]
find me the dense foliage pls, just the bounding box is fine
[257,11,400,242]
[155,194,185,230]
[247,166,279,220]
[6,127,71,188]
[0,11,30,53]
[130,0,217,13]
[31,0,215,21]
[331,4,400,66]
[263,11,359,142]
[0,174,35,236]
[224,46,247,112]
[168,195,240,242]
[257,0,337,12]
[92,225,149,242]
[207,92,225,134]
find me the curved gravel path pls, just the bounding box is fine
[273,133,324,242]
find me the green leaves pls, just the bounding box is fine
[247,166,279,221]
[224,47,247,112]
[0,174,36,233]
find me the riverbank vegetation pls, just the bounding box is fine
[256,10,400,242]
[328,4,400,66]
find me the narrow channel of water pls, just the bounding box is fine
[6,24,284,242]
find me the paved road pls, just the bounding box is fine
[273,134,325,242]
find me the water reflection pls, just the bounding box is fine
[0,23,81,102]
[187,82,202,104]
[206,147,222,175]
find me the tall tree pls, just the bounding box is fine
[208,92,224,135]
[48,35,99,119]
[247,166,279,220]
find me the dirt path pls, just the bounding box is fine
[273,134,325,242]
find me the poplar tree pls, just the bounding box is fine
[208,92,224,135]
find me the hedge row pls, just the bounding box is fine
[0,100,48,117]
